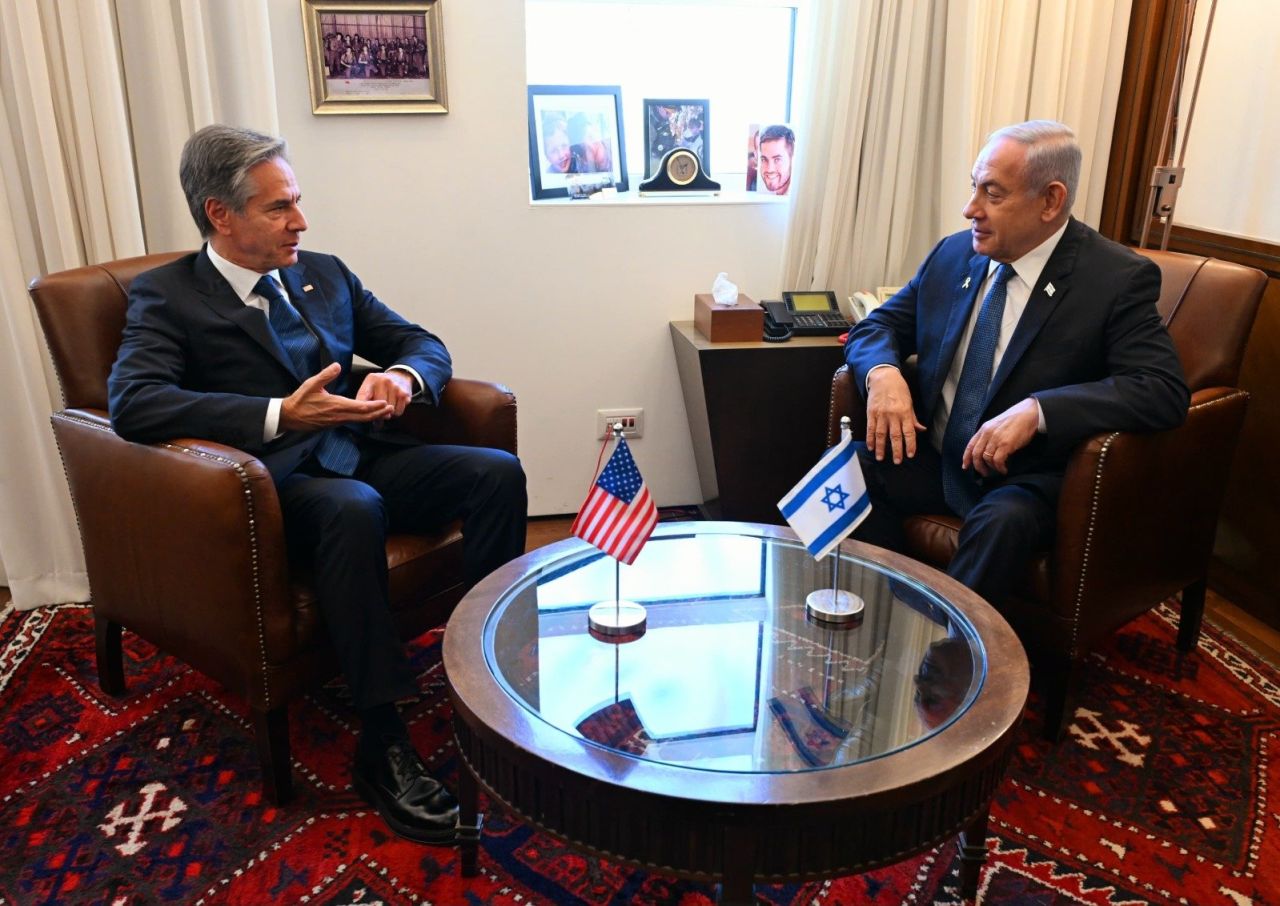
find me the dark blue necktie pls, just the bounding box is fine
[254,276,361,476]
[941,262,1014,516]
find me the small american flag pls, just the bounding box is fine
[572,436,657,564]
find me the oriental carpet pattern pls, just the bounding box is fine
[1,598,1276,905]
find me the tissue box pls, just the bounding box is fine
[694,293,762,342]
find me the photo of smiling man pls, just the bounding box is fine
[756,123,794,196]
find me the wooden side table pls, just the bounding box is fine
[670,321,846,523]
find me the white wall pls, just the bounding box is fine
[266,0,788,515]
[1175,0,1280,243]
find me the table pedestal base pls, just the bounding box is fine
[957,810,990,899]
[458,762,483,877]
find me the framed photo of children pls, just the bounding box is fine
[527,85,628,200]
[643,99,709,178]
[300,0,448,115]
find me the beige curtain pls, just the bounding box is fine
[115,0,280,250]
[0,0,278,611]
[784,0,1132,299]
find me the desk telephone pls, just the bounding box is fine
[762,291,852,342]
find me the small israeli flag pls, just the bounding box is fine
[777,422,871,559]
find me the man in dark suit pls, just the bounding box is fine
[844,120,1188,607]
[108,125,527,846]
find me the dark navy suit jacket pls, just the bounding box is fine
[844,218,1189,500]
[108,247,452,482]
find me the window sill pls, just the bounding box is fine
[530,188,790,208]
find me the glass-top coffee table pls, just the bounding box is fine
[444,522,1028,903]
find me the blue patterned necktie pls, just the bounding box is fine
[254,276,361,476]
[941,262,1014,516]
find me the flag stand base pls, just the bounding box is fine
[805,590,864,625]
[588,600,647,636]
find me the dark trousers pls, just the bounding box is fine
[851,441,1055,606]
[277,442,527,709]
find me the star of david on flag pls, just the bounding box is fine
[572,435,657,565]
[777,422,871,559]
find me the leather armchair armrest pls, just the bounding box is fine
[827,361,921,446]
[393,378,518,454]
[50,408,294,694]
[1050,386,1249,652]
[827,366,867,446]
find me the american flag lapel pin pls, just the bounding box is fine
[1045,282,1055,297]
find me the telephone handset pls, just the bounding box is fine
[850,291,880,320]
[761,291,852,342]
[762,300,796,342]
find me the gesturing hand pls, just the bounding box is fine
[280,363,395,431]
[962,397,1040,477]
[355,369,414,420]
[865,367,926,464]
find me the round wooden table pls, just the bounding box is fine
[444,522,1028,903]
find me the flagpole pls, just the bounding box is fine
[587,423,648,639]
[804,417,865,627]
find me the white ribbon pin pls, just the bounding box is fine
[962,277,971,289]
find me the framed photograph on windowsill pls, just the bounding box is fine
[752,123,796,195]
[643,99,709,178]
[527,85,628,200]
[300,0,447,115]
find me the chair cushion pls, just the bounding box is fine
[903,514,961,569]
[903,515,1050,603]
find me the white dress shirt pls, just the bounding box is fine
[927,220,1069,449]
[206,244,295,442]
[205,244,422,443]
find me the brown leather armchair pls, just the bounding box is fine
[29,251,518,803]
[828,248,1266,739]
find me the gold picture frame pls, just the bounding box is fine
[876,285,903,306]
[300,0,447,115]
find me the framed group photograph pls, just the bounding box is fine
[300,0,447,115]
[527,85,628,200]
[643,99,709,178]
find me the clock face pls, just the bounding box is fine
[666,149,699,185]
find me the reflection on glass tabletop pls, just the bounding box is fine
[482,524,984,774]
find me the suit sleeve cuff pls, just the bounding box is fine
[265,398,283,443]
[865,362,898,393]
[389,364,426,399]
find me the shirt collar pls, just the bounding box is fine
[987,220,1069,289]
[206,242,283,303]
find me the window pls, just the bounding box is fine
[525,0,798,183]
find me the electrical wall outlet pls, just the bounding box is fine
[597,408,644,440]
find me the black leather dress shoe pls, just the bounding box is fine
[352,737,459,845]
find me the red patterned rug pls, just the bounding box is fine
[2,599,1277,905]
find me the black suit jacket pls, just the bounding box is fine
[108,248,452,482]
[844,218,1189,498]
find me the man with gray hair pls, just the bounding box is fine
[844,119,1187,607]
[109,124,528,846]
